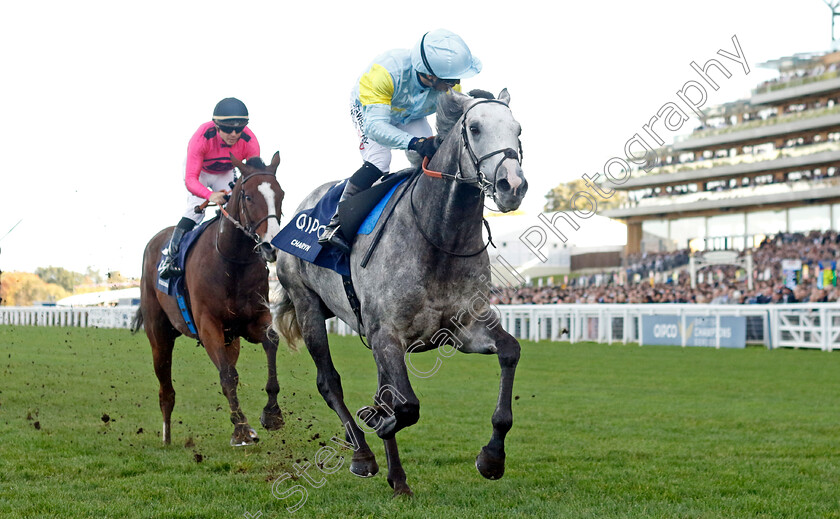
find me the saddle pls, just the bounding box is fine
[271,171,412,276]
[155,217,218,335]
[271,172,413,345]
[156,217,217,294]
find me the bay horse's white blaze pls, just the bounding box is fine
[258,182,282,242]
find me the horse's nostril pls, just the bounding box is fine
[496,178,511,192]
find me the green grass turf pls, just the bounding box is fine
[1,325,839,518]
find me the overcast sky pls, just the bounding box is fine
[0,0,830,278]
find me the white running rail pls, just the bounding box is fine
[4,303,840,351]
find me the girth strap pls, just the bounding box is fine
[341,274,369,349]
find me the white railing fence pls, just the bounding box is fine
[3,303,840,351]
[0,306,138,329]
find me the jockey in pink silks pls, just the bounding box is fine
[158,97,261,279]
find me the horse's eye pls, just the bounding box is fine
[244,195,252,202]
[470,125,480,135]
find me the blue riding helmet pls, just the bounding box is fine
[410,29,482,80]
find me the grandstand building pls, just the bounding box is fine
[604,50,840,255]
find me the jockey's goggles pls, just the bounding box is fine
[216,123,246,134]
[437,78,460,87]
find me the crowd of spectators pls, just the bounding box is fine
[490,231,840,305]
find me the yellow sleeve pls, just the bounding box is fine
[454,83,462,93]
[358,64,395,106]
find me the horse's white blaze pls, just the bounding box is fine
[257,182,282,241]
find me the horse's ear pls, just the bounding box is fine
[269,151,281,174]
[498,88,510,105]
[231,153,247,173]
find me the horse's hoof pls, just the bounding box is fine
[349,451,379,478]
[231,426,259,447]
[260,407,285,431]
[392,485,414,498]
[357,406,397,439]
[230,435,259,447]
[475,446,505,480]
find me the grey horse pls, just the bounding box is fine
[272,89,527,496]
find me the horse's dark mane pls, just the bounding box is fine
[468,89,496,100]
[435,89,496,143]
[245,157,267,170]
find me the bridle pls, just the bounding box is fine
[412,99,522,257]
[216,172,282,263]
[421,99,523,202]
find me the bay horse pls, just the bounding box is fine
[132,152,287,446]
[272,90,527,495]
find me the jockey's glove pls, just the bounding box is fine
[408,136,439,159]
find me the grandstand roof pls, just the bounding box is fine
[603,183,840,220]
[757,51,828,71]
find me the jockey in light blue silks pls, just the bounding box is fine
[319,29,482,252]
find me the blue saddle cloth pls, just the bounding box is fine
[271,176,408,276]
[155,218,216,335]
[156,218,215,295]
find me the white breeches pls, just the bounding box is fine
[182,169,235,223]
[351,104,432,174]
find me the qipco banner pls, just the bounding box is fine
[641,315,746,348]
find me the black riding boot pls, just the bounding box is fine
[318,180,363,253]
[159,218,195,279]
[318,162,382,253]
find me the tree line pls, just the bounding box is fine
[0,266,119,306]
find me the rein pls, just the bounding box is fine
[409,173,494,258]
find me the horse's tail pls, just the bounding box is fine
[130,307,143,335]
[271,287,301,351]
